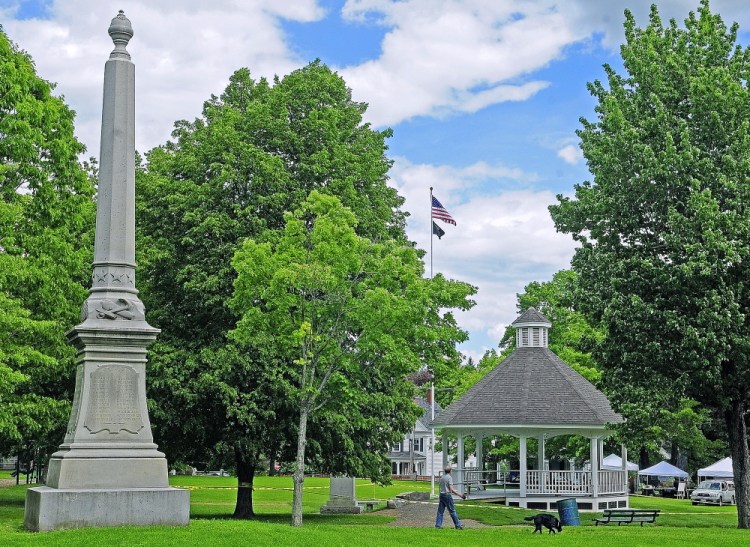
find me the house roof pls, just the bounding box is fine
[415,396,442,428]
[388,451,427,461]
[511,307,552,326]
[433,347,623,428]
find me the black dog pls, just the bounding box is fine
[524,513,563,534]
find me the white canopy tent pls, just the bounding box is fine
[638,460,689,479]
[697,457,733,480]
[602,453,639,471]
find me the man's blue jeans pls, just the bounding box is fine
[435,493,462,528]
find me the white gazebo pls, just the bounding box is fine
[433,307,628,511]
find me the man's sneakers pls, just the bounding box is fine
[456,525,464,530]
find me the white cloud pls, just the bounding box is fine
[390,157,578,349]
[557,144,582,165]
[456,81,550,113]
[340,0,580,126]
[339,0,750,127]
[6,0,749,154]
[1,0,323,155]
[563,0,750,49]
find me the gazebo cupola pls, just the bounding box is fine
[511,307,551,348]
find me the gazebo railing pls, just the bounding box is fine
[598,470,627,494]
[526,470,591,494]
[457,468,627,496]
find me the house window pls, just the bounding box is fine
[392,442,401,452]
[413,438,424,452]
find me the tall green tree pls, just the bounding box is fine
[136,61,423,517]
[482,269,723,473]
[0,28,95,456]
[229,192,475,526]
[549,1,750,526]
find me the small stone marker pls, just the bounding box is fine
[321,476,363,514]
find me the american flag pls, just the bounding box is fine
[431,195,456,225]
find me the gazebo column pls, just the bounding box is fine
[537,433,546,493]
[519,436,527,498]
[475,433,484,474]
[457,434,465,495]
[621,444,629,493]
[590,437,599,497]
[442,435,448,469]
[475,433,484,489]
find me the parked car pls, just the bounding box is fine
[690,480,735,506]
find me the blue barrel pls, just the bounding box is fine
[557,498,580,526]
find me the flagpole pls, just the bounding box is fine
[430,382,436,497]
[429,187,433,279]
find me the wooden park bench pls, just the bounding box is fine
[594,509,660,526]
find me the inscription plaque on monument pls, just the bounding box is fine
[84,365,143,434]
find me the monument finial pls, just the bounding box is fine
[108,10,133,60]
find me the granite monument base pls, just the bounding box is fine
[24,486,190,531]
[319,501,364,514]
[45,453,169,489]
[320,476,363,514]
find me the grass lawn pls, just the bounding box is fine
[1,478,748,545]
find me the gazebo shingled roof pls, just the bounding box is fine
[511,307,552,326]
[434,347,623,427]
[434,307,623,428]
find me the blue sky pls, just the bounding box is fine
[2,0,750,361]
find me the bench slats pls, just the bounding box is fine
[594,509,659,526]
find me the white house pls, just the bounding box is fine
[389,396,444,477]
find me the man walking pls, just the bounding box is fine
[435,465,465,529]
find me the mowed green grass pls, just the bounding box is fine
[0,478,747,546]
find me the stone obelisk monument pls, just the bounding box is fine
[24,11,190,531]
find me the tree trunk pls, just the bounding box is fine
[669,440,678,466]
[233,447,256,519]
[638,447,649,471]
[291,404,309,527]
[725,396,750,528]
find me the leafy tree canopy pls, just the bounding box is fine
[136,61,474,519]
[0,28,95,453]
[137,60,408,465]
[549,1,750,525]
[229,191,475,525]
[137,61,405,349]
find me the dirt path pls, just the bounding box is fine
[380,500,489,528]
[0,478,18,488]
